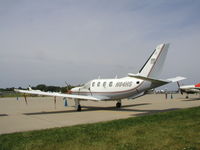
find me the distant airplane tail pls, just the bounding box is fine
[138,43,170,78]
[195,83,200,87]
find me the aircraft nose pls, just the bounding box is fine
[67,90,72,94]
[70,87,77,94]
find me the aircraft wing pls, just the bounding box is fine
[14,89,101,101]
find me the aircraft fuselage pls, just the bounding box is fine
[71,77,152,100]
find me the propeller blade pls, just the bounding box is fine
[177,82,180,88]
[180,89,183,95]
[177,82,184,94]
[65,81,69,91]
[65,81,72,93]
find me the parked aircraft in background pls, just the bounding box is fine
[15,43,185,111]
[177,82,200,98]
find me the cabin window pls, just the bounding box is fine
[97,82,101,87]
[103,82,106,87]
[136,81,140,84]
[109,81,113,87]
[92,82,95,87]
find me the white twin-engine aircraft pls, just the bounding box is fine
[15,43,185,111]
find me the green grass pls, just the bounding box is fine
[0,107,200,150]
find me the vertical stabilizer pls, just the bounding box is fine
[195,83,200,87]
[138,43,169,78]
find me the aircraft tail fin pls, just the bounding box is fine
[138,43,170,78]
[195,83,200,87]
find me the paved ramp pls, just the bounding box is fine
[0,94,200,134]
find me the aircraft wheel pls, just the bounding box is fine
[116,102,121,108]
[77,105,82,111]
[186,95,189,99]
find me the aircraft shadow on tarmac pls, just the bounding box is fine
[23,103,151,115]
[0,114,8,117]
[181,98,200,101]
[23,103,180,116]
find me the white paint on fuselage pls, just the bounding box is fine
[180,85,195,89]
[71,77,152,100]
[180,85,200,93]
[70,43,171,101]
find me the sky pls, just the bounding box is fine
[0,0,200,89]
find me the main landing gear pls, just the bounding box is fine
[116,100,122,108]
[74,99,122,111]
[75,99,82,111]
[77,105,81,111]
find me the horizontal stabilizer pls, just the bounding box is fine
[166,76,186,83]
[128,73,186,87]
[128,73,169,86]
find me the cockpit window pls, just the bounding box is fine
[103,82,106,87]
[109,81,113,87]
[97,82,100,87]
[83,81,91,88]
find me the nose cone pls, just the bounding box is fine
[70,87,80,93]
[67,90,72,94]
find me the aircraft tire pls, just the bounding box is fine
[77,105,82,111]
[116,102,121,108]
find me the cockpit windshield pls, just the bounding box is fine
[82,81,91,89]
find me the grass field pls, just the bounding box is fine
[0,107,200,150]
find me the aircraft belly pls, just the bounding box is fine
[93,89,139,100]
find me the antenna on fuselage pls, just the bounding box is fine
[115,75,118,79]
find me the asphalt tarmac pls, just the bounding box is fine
[0,94,200,134]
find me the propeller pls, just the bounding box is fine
[177,82,183,95]
[65,81,72,94]
[65,82,70,91]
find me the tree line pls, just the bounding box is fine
[0,84,74,93]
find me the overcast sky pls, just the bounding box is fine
[0,0,200,89]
